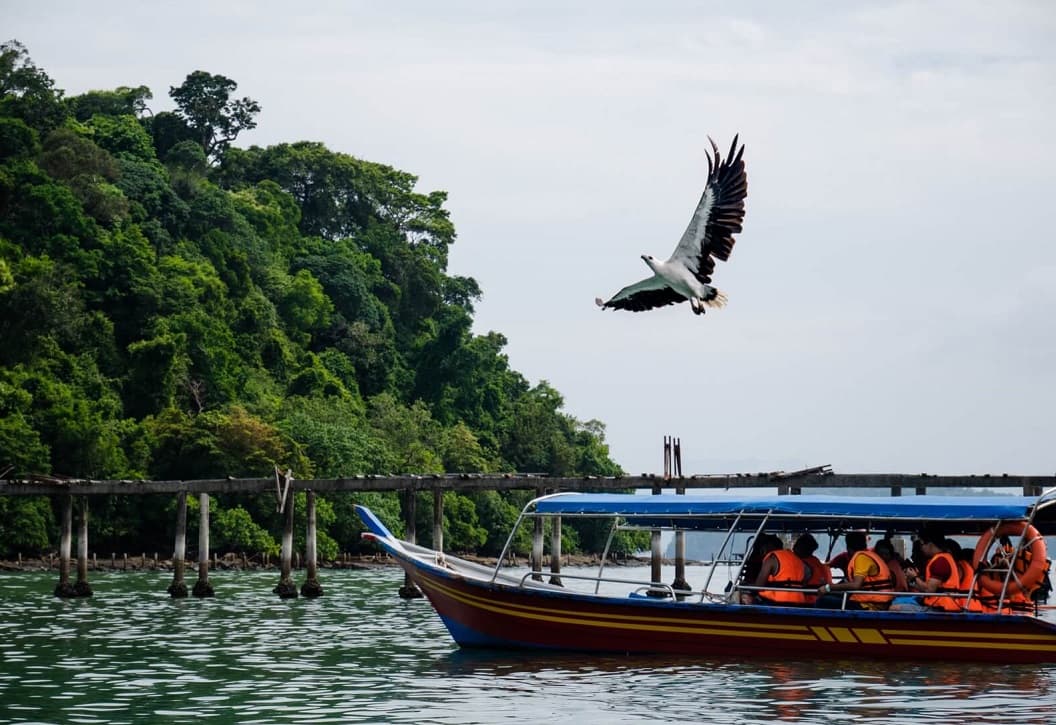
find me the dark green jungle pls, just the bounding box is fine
[0,40,645,562]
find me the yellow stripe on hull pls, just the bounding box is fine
[421,577,818,641]
[416,570,1056,655]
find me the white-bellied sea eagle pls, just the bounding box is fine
[595,135,747,315]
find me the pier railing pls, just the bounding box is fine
[3,469,1052,496]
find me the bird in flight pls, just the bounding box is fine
[595,135,747,315]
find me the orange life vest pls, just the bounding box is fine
[847,550,894,608]
[801,554,830,604]
[972,523,1048,611]
[760,550,808,604]
[923,552,962,612]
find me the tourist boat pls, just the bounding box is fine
[356,489,1056,663]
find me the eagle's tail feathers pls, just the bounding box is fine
[704,288,727,309]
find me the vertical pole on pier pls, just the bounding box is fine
[74,498,92,597]
[300,490,322,598]
[398,488,423,598]
[648,439,667,598]
[531,486,545,582]
[549,515,563,586]
[168,492,188,598]
[275,485,298,598]
[433,489,444,556]
[54,495,75,597]
[193,493,214,597]
[671,437,690,598]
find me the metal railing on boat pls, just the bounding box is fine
[518,570,684,600]
[512,570,1045,615]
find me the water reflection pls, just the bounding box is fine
[1,568,1055,724]
[431,649,1056,725]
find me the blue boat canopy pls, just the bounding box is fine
[532,493,1056,533]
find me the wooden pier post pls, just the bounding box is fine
[548,515,563,586]
[193,493,214,597]
[531,486,545,582]
[274,489,297,598]
[398,489,422,599]
[670,437,690,598]
[74,498,92,597]
[648,440,668,598]
[54,495,75,597]
[168,492,188,598]
[433,489,444,555]
[649,525,665,597]
[300,490,322,598]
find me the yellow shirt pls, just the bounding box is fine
[851,552,880,580]
[849,551,886,610]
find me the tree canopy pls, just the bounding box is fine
[0,42,640,559]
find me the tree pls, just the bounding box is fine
[278,268,333,344]
[169,71,260,163]
[67,85,152,121]
[0,497,53,557]
[213,505,278,556]
[367,393,443,473]
[0,116,39,159]
[86,113,156,162]
[0,40,67,133]
[0,51,632,560]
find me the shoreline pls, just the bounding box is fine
[0,552,657,573]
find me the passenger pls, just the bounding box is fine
[873,539,908,591]
[736,533,777,603]
[945,538,984,612]
[751,535,808,606]
[1034,559,1054,603]
[826,529,869,578]
[907,530,962,612]
[794,533,830,604]
[981,534,1039,610]
[909,536,928,574]
[815,532,894,610]
[826,550,851,579]
[990,535,1015,568]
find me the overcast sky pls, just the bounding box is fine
[8,1,1055,477]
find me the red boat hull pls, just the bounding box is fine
[403,560,1056,664]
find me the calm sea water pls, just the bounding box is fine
[1,566,1055,724]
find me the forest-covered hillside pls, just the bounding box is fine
[0,41,643,560]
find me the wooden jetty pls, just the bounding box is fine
[2,456,1054,601]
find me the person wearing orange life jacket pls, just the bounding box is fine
[873,538,908,591]
[989,535,1015,569]
[907,530,963,612]
[976,534,1036,611]
[794,533,830,604]
[944,538,985,612]
[815,531,894,610]
[751,536,808,605]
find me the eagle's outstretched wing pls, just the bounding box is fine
[595,275,686,312]
[669,135,747,285]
